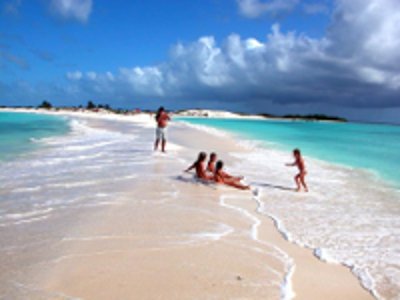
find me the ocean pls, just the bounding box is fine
[0,112,70,161]
[178,117,400,300]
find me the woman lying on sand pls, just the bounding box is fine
[214,160,250,190]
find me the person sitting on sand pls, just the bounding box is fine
[214,160,250,190]
[154,106,171,153]
[286,148,308,192]
[185,152,213,181]
[206,152,217,173]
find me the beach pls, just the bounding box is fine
[0,109,392,299]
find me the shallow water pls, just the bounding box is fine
[0,112,70,161]
[0,117,157,297]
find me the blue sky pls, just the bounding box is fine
[1,0,400,123]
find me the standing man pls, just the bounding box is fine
[154,106,170,153]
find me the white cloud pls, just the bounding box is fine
[105,71,114,81]
[237,0,299,18]
[50,0,92,23]
[66,71,82,80]
[119,66,165,96]
[86,71,97,80]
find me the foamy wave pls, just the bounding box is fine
[314,248,339,263]
[191,223,234,241]
[219,194,296,299]
[1,208,53,220]
[226,137,400,299]
[176,121,230,138]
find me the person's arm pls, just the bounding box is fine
[286,161,296,167]
[184,163,196,173]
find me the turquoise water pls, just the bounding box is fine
[0,112,70,161]
[178,117,400,187]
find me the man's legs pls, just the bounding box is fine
[154,138,160,151]
[161,139,166,152]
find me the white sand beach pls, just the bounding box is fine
[0,108,375,299]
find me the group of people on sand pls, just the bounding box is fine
[153,106,308,192]
[185,152,250,190]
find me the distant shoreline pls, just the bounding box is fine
[0,106,347,123]
[175,109,347,122]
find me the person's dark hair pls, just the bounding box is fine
[197,152,207,163]
[210,152,217,160]
[293,148,301,155]
[215,160,224,171]
[156,106,165,120]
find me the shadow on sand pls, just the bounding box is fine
[174,174,217,189]
[250,182,296,191]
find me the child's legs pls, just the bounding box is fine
[299,173,308,191]
[294,174,301,190]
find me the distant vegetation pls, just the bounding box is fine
[38,100,52,109]
[32,100,133,114]
[280,114,347,122]
[175,109,347,122]
[245,112,346,122]
[86,100,96,110]
[4,104,348,122]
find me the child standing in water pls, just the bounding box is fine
[286,148,308,192]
